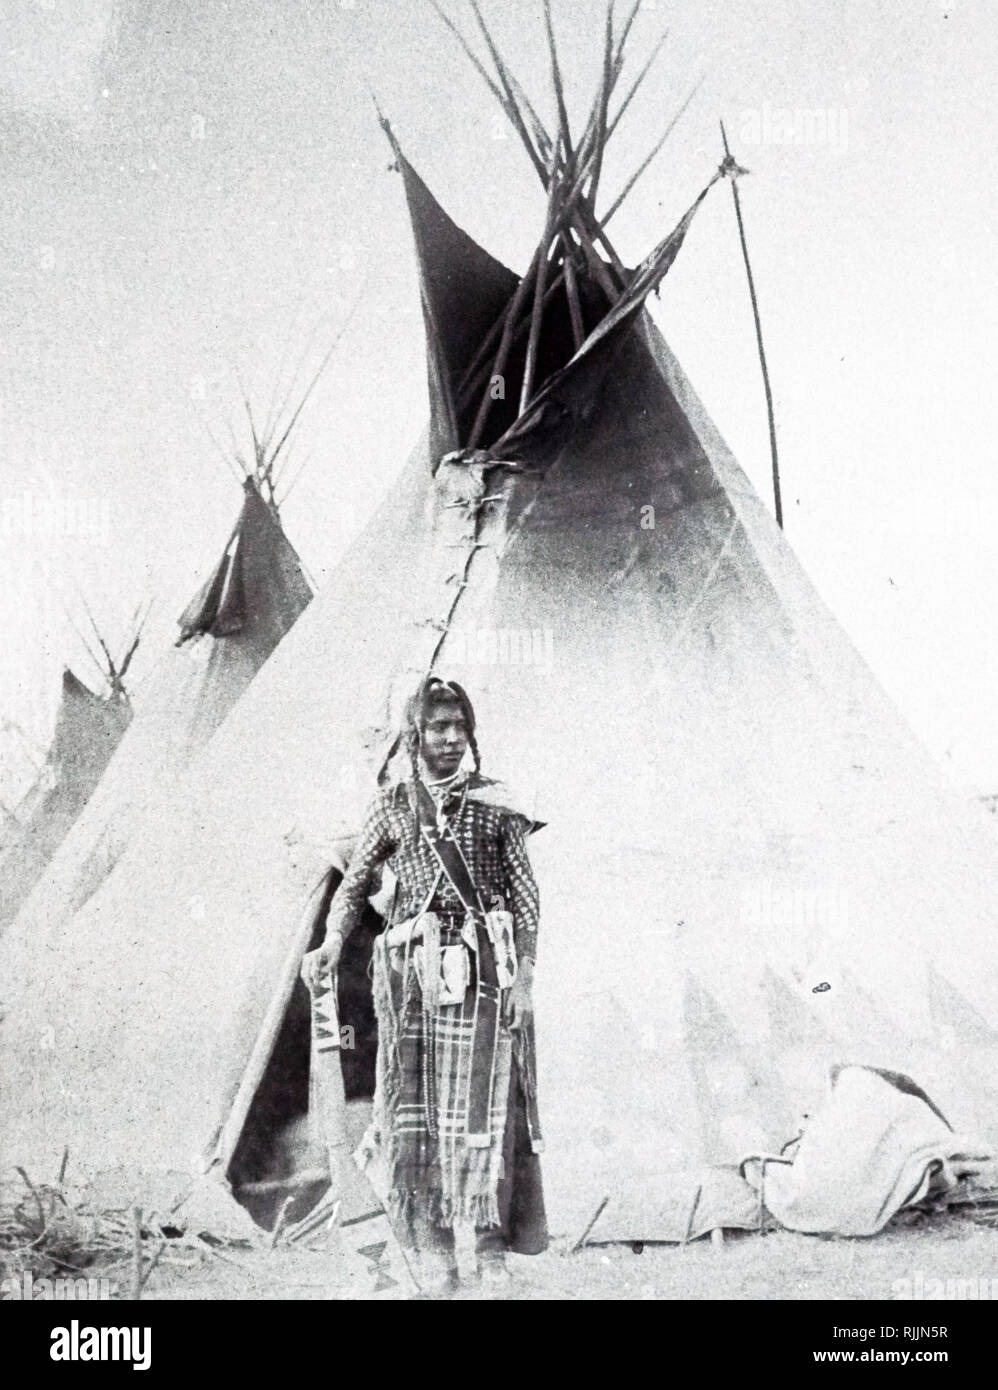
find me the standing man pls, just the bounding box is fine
[302,676,547,1294]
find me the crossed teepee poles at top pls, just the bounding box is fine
[198,289,366,519]
[60,590,149,705]
[419,1,709,440]
[390,1,782,520]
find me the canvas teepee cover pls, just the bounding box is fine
[3,476,312,937]
[0,665,132,926]
[2,21,997,1240]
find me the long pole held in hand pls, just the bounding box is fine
[720,120,783,529]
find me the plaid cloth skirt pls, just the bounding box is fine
[358,913,513,1232]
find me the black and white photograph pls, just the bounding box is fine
[1,0,997,1347]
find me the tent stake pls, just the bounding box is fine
[138,1237,168,1295]
[571,1195,609,1252]
[130,1207,142,1301]
[270,1194,296,1249]
[720,120,783,529]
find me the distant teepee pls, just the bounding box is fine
[0,614,139,927]
[3,386,316,935]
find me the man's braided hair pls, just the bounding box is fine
[403,675,479,779]
[381,676,481,843]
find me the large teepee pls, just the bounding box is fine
[0,621,137,928]
[3,408,314,939]
[3,8,997,1242]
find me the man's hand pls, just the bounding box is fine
[300,938,341,992]
[504,960,534,1030]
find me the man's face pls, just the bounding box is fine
[421,701,468,779]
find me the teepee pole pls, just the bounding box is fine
[78,592,116,684]
[458,300,518,397]
[433,0,618,300]
[428,0,551,166]
[605,24,670,145]
[560,128,626,284]
[468,248,542,447]
[471,0,621,290]
[561,238,585,348]
[613,0,641,63]
[468,1,547,181]
[117,614,146,685]
[542,0,573,159]
[556,70,629,283]
[520,159,563,412]
[561,201,621,295]
[720,120,783,529]
[457,201,607,402]
[567,13,633,193]
[462,205,614,429]
[268,292,364,479]
[70,626,108,689]
[601,76,703,225]
[460,266,569,406]
[558,112,626,283]
[427,0,507,111]
[586,1,615,207]
[508,66,555,161]
[200,418,245,486]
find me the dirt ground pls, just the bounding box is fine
[124,1209,997,1301]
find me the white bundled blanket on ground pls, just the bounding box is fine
[743,1064,992,1236]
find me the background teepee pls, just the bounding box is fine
[0,609,140,928]
[3,385,317,940]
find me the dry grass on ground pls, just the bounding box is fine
[134,1209,998,1301]
[4,1164,994,1302]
